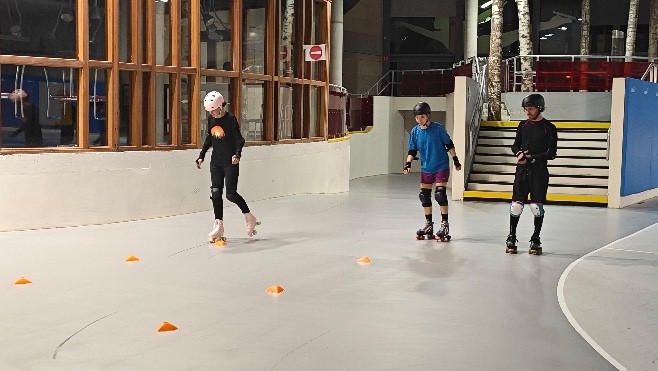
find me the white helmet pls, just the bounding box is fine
[203,91,225,112]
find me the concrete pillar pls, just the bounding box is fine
[330,0,344,86]
[464,0,478,59]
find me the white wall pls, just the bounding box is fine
[0,141,349,231]
[349,96,447,180]
[502,92,612,122]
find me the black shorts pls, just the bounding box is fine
[512,166,549,203]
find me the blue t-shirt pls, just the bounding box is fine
[408,122,452,173]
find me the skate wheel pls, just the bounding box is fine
[506,248,517,254]
[416,235,425,240]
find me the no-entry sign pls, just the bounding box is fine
[304,44,327,61]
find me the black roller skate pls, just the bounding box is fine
[505,234,518,254]
[435,221,451,242]
[529,237,542,255]
[416,221,435,240]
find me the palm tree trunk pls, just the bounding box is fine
[516,0,533,92]
[626,0,640,62]
[650,0,658,60]
[488,0,503,120]
[580,0,591,55]
[281,0,295,76]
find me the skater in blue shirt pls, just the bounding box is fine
[403,102,461,241]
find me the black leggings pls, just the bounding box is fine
[210,163,250,219]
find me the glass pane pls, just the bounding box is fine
[141,72,152,146]
[1,65,80,148]
[279,0,296,77]
[311,2,325,81]
[119,0,140,63]
[155,1,171,65]
[242,0,266,74]
[181,75,193,144]
[155,73,171,145]
[89,0,107,60]
[0,1,76,58]
[118,71,133,146]
[90,69,108,146]
[201,76,232,139]
[201,0,233,70]
[309,86,320,137]
[181,0,191,67]
[240,80,265,141]
[278,83,293,139]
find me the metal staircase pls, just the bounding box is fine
[464,121,610,206]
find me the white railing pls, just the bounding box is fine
[464,62,488,188]
[641,63,658,83]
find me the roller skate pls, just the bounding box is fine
[208,219,226,243]
[245,212,260,237]
[415,221,435,240]
[505,233,518,254]
[529,237,542,255]
[435,221,451,242]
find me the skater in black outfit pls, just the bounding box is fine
[505,94,557,255]
[196,91,258,242]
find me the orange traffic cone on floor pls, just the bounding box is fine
[157,322,178,332]
[266,285,284,294]
[357,256,371,264]
[125,255,140,262]
[14,277,32,285]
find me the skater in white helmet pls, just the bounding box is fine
[196,91,259,242]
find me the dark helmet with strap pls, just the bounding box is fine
[521,93,545,112]
[412,102,431,116]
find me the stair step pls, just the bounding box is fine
[463,190,608,205]
[471,163,609,176]
[469,173,608,186]
[467,182,608,195]
[477,138,608,149]
[473,154,608,167]
[478,129,609,141]
[476,146,606,157]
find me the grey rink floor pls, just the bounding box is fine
[1,174,657,371]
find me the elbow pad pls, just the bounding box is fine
[445,141,455,151]
[408,150,418,158]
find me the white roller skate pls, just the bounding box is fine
[208,219,225,243]
[435,221,451,242]
[245,212,260,237]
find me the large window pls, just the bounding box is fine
[0,0,329,152]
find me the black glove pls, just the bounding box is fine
[403,161,412,172]
[452,156,461,168]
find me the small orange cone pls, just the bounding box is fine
[14,277,32,285]
[357,256,371,264]
[213,239,227,247]
[125,255,140,262]
[157,322,178,332]
[266,285,284,294]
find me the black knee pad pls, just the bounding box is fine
[435,186,448,206]
[210,187,222,200]
[225,191,240,203]
[419,188,432,207]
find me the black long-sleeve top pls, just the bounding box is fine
[198,112,245,166]
[510,118,558,167]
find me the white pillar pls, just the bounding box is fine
[330,0,343,86]
[464,0,479,60]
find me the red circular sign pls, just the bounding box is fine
[309,45,323,60]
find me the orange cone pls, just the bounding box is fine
[157,322,178,332]
[357,256,371,264]
[213,239,227,247]
[14,277,32,285]
[125,255,140,262]
[266,285,284,294]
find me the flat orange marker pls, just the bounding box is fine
[266,285,284,294]
[14,277,32,285]
[213,239,227,247]
[357,256,371,264]
[125,255,140,262]
[157,322,178,332]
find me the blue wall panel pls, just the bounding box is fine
[621,78,658,196]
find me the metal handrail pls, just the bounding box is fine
[641,63,658,82]
[464,62,488,188]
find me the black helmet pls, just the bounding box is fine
[521,93,545,112]
[413,102,431,116]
